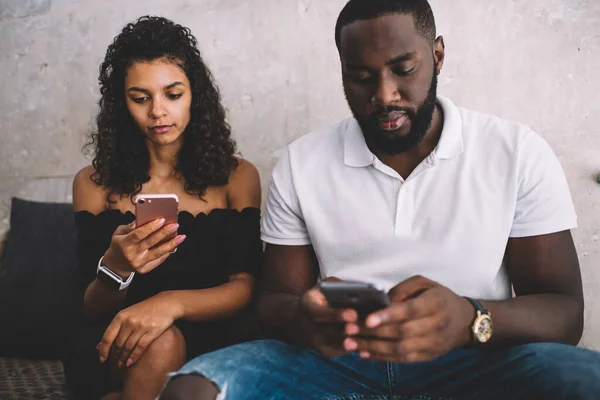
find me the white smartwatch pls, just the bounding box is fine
[96,256,135,291]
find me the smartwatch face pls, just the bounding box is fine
[97,267,121,291]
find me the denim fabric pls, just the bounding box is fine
[171,339,600,400]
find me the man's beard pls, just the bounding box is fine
[350,71,438,156]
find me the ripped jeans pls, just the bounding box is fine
[168,339,600,400]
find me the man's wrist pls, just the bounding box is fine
[459,296,477,347]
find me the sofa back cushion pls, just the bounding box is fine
[0,198,82,358]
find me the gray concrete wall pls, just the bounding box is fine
[0,0,599,347]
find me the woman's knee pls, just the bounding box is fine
[139,325,187,367]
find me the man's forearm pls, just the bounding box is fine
[481,293,584,347]
[257,291,309,347]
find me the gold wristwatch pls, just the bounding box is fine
[464,297,493,344]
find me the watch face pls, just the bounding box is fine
[97,267,121,291]
[474,314,493,343]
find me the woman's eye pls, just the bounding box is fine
[167,93,182,100]
[132,97,148,104]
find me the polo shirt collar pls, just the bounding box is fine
[343,96,464,167]
[434,95,464,160]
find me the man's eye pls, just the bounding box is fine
[394,67,416,76]
[352,74,375,84]
[167,93,182,100]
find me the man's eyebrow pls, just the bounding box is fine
[386,52,417,65]
[345,52,417,71]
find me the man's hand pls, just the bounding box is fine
[97,293,182,368]
[298,278,359,358]
[343,275,474,363]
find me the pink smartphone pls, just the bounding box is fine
[134,194,179,247]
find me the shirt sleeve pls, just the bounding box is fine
[261,148,312,246]
[509,130,578,238]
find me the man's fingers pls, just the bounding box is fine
[345,335,433,361]
[349,315,442,340]
[364,291,438,329]
[303,288,357,323]
[387,275,437,303]
[98,319,122,363]
[122,218,166,246]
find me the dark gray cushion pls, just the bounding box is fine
[0,357,71,399]
[0,198,83,359]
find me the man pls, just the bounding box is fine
[161,0,600,399]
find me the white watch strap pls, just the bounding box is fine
[97,256,135,290]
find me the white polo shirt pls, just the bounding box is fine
[261,96,577,300]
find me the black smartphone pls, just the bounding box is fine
[319,281,390,316]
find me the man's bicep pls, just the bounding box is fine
[506,230,583,302]
[262,244,319,297]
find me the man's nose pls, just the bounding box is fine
[372,74,401,106]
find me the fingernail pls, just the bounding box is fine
[99,356,106,363]
[342,310,355,321]
[118,361,123,368]
[96,343,101,350]
[175,235,186,244]
[367,315,382,328]
[168,223,179,233]
[345,338,358,351]
[346,324,359,336]
[126,358,133,367]
[360,351,371,359]
[155,218,166,227]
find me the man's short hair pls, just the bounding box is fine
[335,0,437,50]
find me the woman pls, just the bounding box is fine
[63,16,262,400]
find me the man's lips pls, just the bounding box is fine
[149,125,174,134]
[375,112,408,131]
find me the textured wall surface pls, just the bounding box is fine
[0,0,598,347]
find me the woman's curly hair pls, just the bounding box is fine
[86,16,237,202]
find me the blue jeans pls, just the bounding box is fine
[170,339,600,400]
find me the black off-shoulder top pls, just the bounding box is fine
[73,207,262,356]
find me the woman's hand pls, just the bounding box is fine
[97,293,183,368]
[103,219,186,278]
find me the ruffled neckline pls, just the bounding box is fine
[74,207,260,219]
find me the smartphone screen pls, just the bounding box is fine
[319,281,390,316]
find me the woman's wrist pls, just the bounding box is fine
[157,291,186,320]
[101,251,132,280]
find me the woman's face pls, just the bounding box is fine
[124,59,192,147]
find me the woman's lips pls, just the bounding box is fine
[150,125,174,134]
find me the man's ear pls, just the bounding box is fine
[433,36,445,75]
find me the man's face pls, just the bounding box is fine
[340,14,443,155]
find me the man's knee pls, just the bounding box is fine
[160,375,218,400]
[516,343,600,396]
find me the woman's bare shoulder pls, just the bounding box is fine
[73,165,109,213]
[227,158,261,211]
